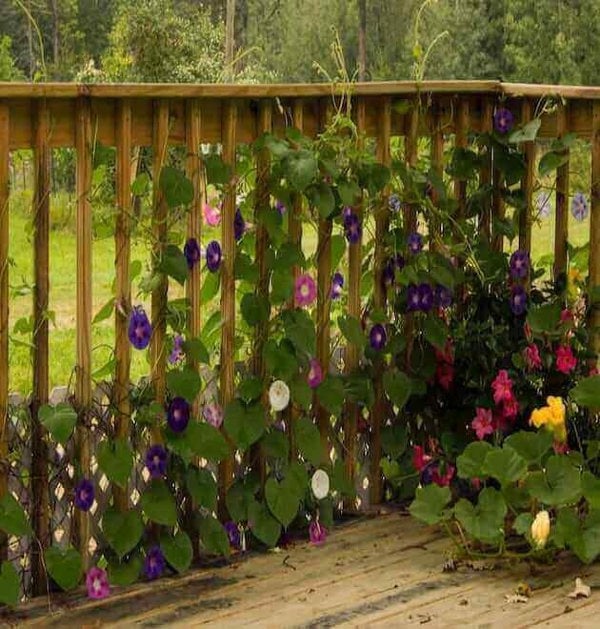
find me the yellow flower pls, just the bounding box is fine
[530,407,552,428]
[529,397,567,442]
[531,510,551,549]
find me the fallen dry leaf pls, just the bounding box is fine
[505,594,529,604]
[568,578,591,599]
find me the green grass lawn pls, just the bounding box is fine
[6,191,591,395]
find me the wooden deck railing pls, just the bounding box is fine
[0,80,599,596]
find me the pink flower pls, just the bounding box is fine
[556,345,577,374]
[295,274,317,307]
[86,567,110,600]
[307,358,323,388]
[492,370,513,405]
[412,445,432,472]
[501,394,519,421]
[560,309,574,323]
[431,463,455,487]
[435,362,454,391]
[309,519,327,545]
[203,203,221,227]
[523,344,542,370]
[471,407,495,440]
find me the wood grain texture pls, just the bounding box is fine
[73,97,93,569]
[113,99,132,512]
[29,99,52,592]
[590,102,600,363]
[218,100,237,513]
[519,99,535,259]
[0,102,9,560]
[554,104,570,281]
[343,98,366,510]
[430,102,445,249]
[404,100,419,234]
[250,100,273,488]
[150,100,170,443]
[370,96,392,505]
[478,98,494,242]
[453,97,469,221]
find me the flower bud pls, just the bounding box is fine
[531,510,550,549]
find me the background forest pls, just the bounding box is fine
[2,0,600,85]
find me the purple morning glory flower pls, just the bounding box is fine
[145,444,167,479]
[330,272,344,299]
[206,240,222,273]
[342,206,353,219]
[407,285,421,311]
[234,208,246,241]
[369,324,387,351]
[143,546,165,580]
[418,283,434,312]
[571,192,589,221]
[494,108,514,134]
[509,250,530,280]
[224,521,240,548]
[510,285,528,316]
[167,397,190,433]
[343,212,362,244]
[128,307,152,350]
[168,334,185,364]
[184,238,201,270]
[275,200,286,215]
[388,194,401,213]
[382,260,396,288]
[434,285,453,309]
[74,479,94,511]
[407,232,423,255]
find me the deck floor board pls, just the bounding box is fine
[6,512,600,627]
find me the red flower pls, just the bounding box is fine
[435,362,454,390]
[560,309,574,323]
[471,407,495,440]
[501,394,519,421]
[492,370,514,405]
[523,344,542,370]
[556,345,577,374]
[412,445,432,472]
[431,463,455,487]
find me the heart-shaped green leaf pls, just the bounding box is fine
[265,478,300,528]
[141,481,178,526]
[107,554,143,587]
[161,531,193,573]
[0,562,20,606]
[199,515,230,556]
[45,546,82,591]
[97,439,133,489]
[0,493,31,536]
[39,403,77,445]
[102,508,144,558]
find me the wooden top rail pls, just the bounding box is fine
[3,80,600,149]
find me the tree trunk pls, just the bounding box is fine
[48,0,60,67]
[358,0,367,81]
[225,0,236,82]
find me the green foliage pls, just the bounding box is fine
[45,547,82,591]
[141,481,178,526]
[102,508,144,559]
[161,531,193,573]
[97,439,133,489]
[39,403,77,445]
[409,485,451,525]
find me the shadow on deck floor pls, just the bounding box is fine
[4,512,600,627]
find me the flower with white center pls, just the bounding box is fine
[311,469,330,500]
[268,380,290,412]
[530,510,550,549]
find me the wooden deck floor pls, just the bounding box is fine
[7,511,600,627]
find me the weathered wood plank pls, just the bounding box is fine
[591,103,600,366]
[479,97,493,242]
[519,99,535,257]
[554,103,570,281]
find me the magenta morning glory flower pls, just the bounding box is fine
[418,283,434,312]
[168,334,185,364]
[295,273,317,307]
[494,108,514,134]
[343,212,362,244]
[307,358,323,388]
[143,546,166,580]
[434,285,453,309]
[275,200,286,215]
[224,521,241,548]
[571,192,589,221]
[206,240,222,272]
[309,519,327,545]
[86,567,109,599]
[234,208,246,241]
[407,232,423,255]
[203,402,224,428]
[145,444,167,479]
[509,250,530,280]
[388,194,401,213]
[330,272,344,299]
[74,478,95,511]
[510,285,528,316]
[128,307,152,350]
[184,238,201,269]
[167,397,190,433]
[369,323,387,351]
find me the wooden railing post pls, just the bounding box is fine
[74,96,93,569]
[0,102,9,561]
[453,98,469,221]
[430,101,445,250]
[113,99,132,512]
[150,100,170,443]
[479,98,493,242]
[554,103,570,282]
[519,99,535,258]
[218,100,237,515]
[590,102,600,364]
[370,96,391,506]
[30,99,51,593]
[250,100,273,489]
